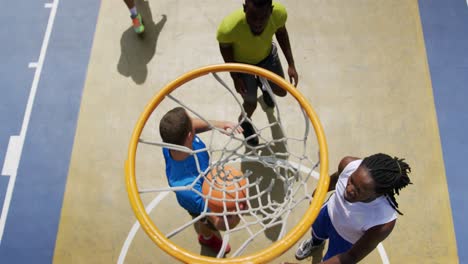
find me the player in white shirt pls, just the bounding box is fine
[294,153,412,263]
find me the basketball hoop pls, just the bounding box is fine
[125,63,329,263]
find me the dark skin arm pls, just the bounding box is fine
[322,220,396,264]
[191,118,243,135]
[275,26,298,86]
[314,156,360,196]
[219,43,235,63]
[219,43,247,95]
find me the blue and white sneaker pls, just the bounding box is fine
[295,237,324,260]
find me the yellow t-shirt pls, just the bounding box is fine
[217,2,287,64]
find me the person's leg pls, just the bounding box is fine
[239,73,258,118]
[321,223,353,261]
[198,219,214,237]
[295,205,329,260]
[258,43,287,98]
[198,217,231,253]
[123,0,144,34]
[123,0,135,9]
[238,73,259,146]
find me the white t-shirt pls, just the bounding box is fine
[327,160,397,243]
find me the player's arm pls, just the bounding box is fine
[321,220,396,264]
[192,118,243,135]
[275,26,298,86]
[219,43,247,95]
[327,156,360,192]
[314,156,360,197]
[275,26,294,68]
[219,43,235,63]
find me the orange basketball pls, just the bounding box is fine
[202,165,247,213]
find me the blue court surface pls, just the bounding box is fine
[0,0,467,263]
[419,0,468,262]
[0,0,99,262]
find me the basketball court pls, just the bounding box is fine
[0,0,466,263]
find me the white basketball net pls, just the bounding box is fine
[137,73,321,259]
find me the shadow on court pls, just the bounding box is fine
[241,97,290,242]
[117,0,167,84]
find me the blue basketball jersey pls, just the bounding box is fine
[162,135,210,214]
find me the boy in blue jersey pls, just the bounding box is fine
[159,107,244,254]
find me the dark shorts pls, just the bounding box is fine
[239,43,285,104]
[312,204,353,261]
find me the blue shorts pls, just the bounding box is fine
[312,204,353,260]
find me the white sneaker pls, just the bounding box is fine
[295,238,324,260]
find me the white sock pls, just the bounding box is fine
[130,7,138,17]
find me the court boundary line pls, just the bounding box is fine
[117,191,169,264]
[0,0,59,243]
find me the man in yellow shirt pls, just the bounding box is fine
[217,0,298,146]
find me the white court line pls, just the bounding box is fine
[285,160,390,263]
[118,161,390,263]
[0,0,59,243]
[117,191,169,264]
[377,243,390,264]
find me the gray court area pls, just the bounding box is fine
[50,0,458,263]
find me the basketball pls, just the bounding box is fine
[202,165,247,213]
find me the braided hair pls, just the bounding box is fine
[361,153,412,215]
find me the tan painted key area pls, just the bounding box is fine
[53,0,458,263]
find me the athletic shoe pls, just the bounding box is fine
[131,13,145,34]
[295,237,325,260]
[198,234,231,254]
[257,77,275,108]
[240,121,259,146]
